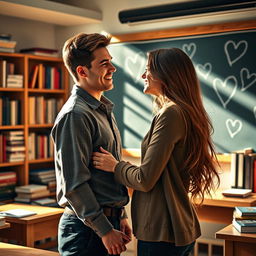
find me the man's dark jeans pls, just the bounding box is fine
[58,212,120,256]
[138,240,195,256]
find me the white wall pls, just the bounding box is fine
[0,14,57,52]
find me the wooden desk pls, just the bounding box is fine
[216,224,256,256]
[0,222,10,229]
[196,192,256,224]
[0,242,59,255]
[0,204,63,248]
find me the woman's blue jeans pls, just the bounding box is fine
[138,240,195,256]
[58,212,120,256]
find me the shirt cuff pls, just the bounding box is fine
[120,208,128,219]
[88,213,113,237]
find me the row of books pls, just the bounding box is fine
[0,171,17,201]
[0,131,25,163]
[0,60,23,88]
[29,64,62,89]
[29,96,63,124]
[230,148,256,192]
[28,132,54,160]
[0,97,22,126]
[232,206,256,233]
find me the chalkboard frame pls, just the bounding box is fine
[111,20,256,161]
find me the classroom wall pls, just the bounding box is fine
[54,0,256,50]
[0,15,57,52]
[1,1,255,54]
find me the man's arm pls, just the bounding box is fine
[53,111,112,236]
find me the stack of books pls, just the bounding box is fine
[232,206,256,233]
[0,59,23,88]
[20,47,58,57]
[7,74,23,88]
[29,168,56,186]
[14,184,50,203]
[0,171,17,201]
[2,131,25,162]
[0,34,16,53]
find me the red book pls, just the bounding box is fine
[0,176,17,184]
[54,67,60,89]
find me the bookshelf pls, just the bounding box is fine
[0,52,69,201]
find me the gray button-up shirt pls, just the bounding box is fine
[51,85,129,237]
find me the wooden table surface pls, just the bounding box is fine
[216,224,256,256]
[0,203,64,248]
[0,242,59,255]
[196,192,256,224]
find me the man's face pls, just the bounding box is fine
[86,47,116,92]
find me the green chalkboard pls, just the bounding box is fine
[106,29,256,153]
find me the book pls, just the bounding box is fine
[32,197,57,206]
[0,209,37,218]
[15,184,48,193]
[17,190,50,199]
[222,188,252,198]
[0,216,6,226]
[235,207,256,217]
[233,210,256,220]
[0,40,16,48]
[29,65,39,88]
[230,152,238,188]
[237,153,244,188]
[232,219,256,233]
[244,153,256,190]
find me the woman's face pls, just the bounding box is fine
[141,65,162,96]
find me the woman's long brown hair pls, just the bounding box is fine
[148,48,220,204]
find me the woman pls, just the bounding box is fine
[92,48,220,256]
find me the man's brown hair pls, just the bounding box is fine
[62,33,111,81]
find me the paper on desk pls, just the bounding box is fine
[0,209,37,217]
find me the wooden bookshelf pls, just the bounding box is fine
[0,52,69,199]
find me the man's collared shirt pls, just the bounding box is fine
[51,85,129,237]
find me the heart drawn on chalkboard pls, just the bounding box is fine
[182,43,196,59]
[224,40,248,66]
[226,119,243,138]
[240,68,256,92]
[196,63,212,79]
[213,76,237,108]
[125,51,146,83]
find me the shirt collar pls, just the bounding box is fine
[72,85,114,112]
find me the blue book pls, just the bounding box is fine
[233,219,256,233]
[235,207,256,217]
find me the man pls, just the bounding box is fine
[51,33,131,256]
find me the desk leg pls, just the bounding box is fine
[24,224,35,247]
[224,240,233,256]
